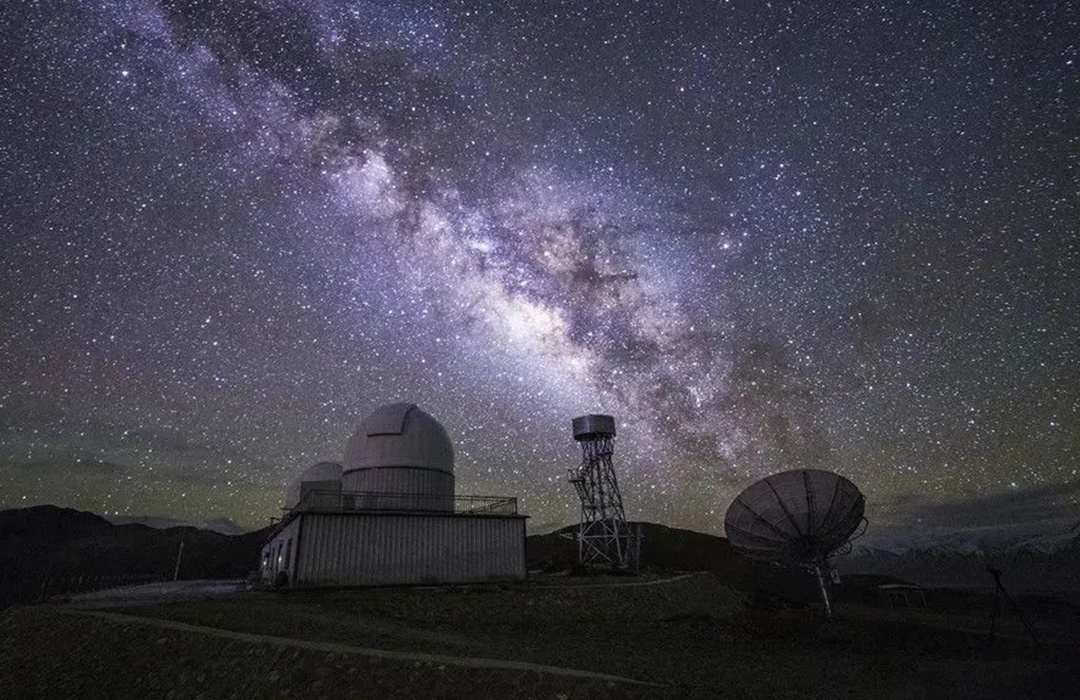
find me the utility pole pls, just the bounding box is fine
[173,534,185,581]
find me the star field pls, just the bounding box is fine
[1,0,1077,537]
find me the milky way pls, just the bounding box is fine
[1,1,1077,536]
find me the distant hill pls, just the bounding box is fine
[0,505,270,609]
[103,513,250,535]
[533,521,1080,594]
[527,522,836,602]
[839,543,1080,591]
[6,506,1076,613]
[1,509,835,609]
[528,522,759,578]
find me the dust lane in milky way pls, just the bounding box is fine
[0,1,1077,538]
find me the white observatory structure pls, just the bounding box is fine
[261,403,526,587]
[342,403,455,511]
[284,461,343,511]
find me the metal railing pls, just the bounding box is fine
[290,489,518,516]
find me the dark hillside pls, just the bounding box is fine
[838,543,1080,591]
[527,522,833,602]
[15,506,1071,614]
[0,506,269,609]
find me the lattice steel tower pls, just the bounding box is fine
[568,414,639,568]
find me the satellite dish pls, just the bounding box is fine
[724,469,867,616]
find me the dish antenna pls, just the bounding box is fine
[724,469,867,616]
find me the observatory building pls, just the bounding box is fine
[260,403,526,587]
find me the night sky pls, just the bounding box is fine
[1,1,1077,539]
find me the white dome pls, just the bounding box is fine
[299,461,345,482]
[342,403,455,505]
[285,461,343,509]
[343,403,454,476]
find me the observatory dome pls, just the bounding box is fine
[342,403,455,503]
[285,461,343,510]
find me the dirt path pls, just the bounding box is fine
[531,572,702,590]
[64,608,663,687]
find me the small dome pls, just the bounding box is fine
[285,461,343,509]
[299,461,344,482]
[344,403,454,476]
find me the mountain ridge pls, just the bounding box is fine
[0,505,270,609]
[3,505,1079,611]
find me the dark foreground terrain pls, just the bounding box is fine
[3,572,1078,700]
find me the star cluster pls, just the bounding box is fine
[1,0,1077,536]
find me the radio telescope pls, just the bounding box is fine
[724,469,867,616]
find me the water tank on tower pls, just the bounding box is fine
[343,403,455,511]
[567,414,640,568]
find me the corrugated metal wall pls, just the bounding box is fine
[261,517,301,583]
[295,512,525,586]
